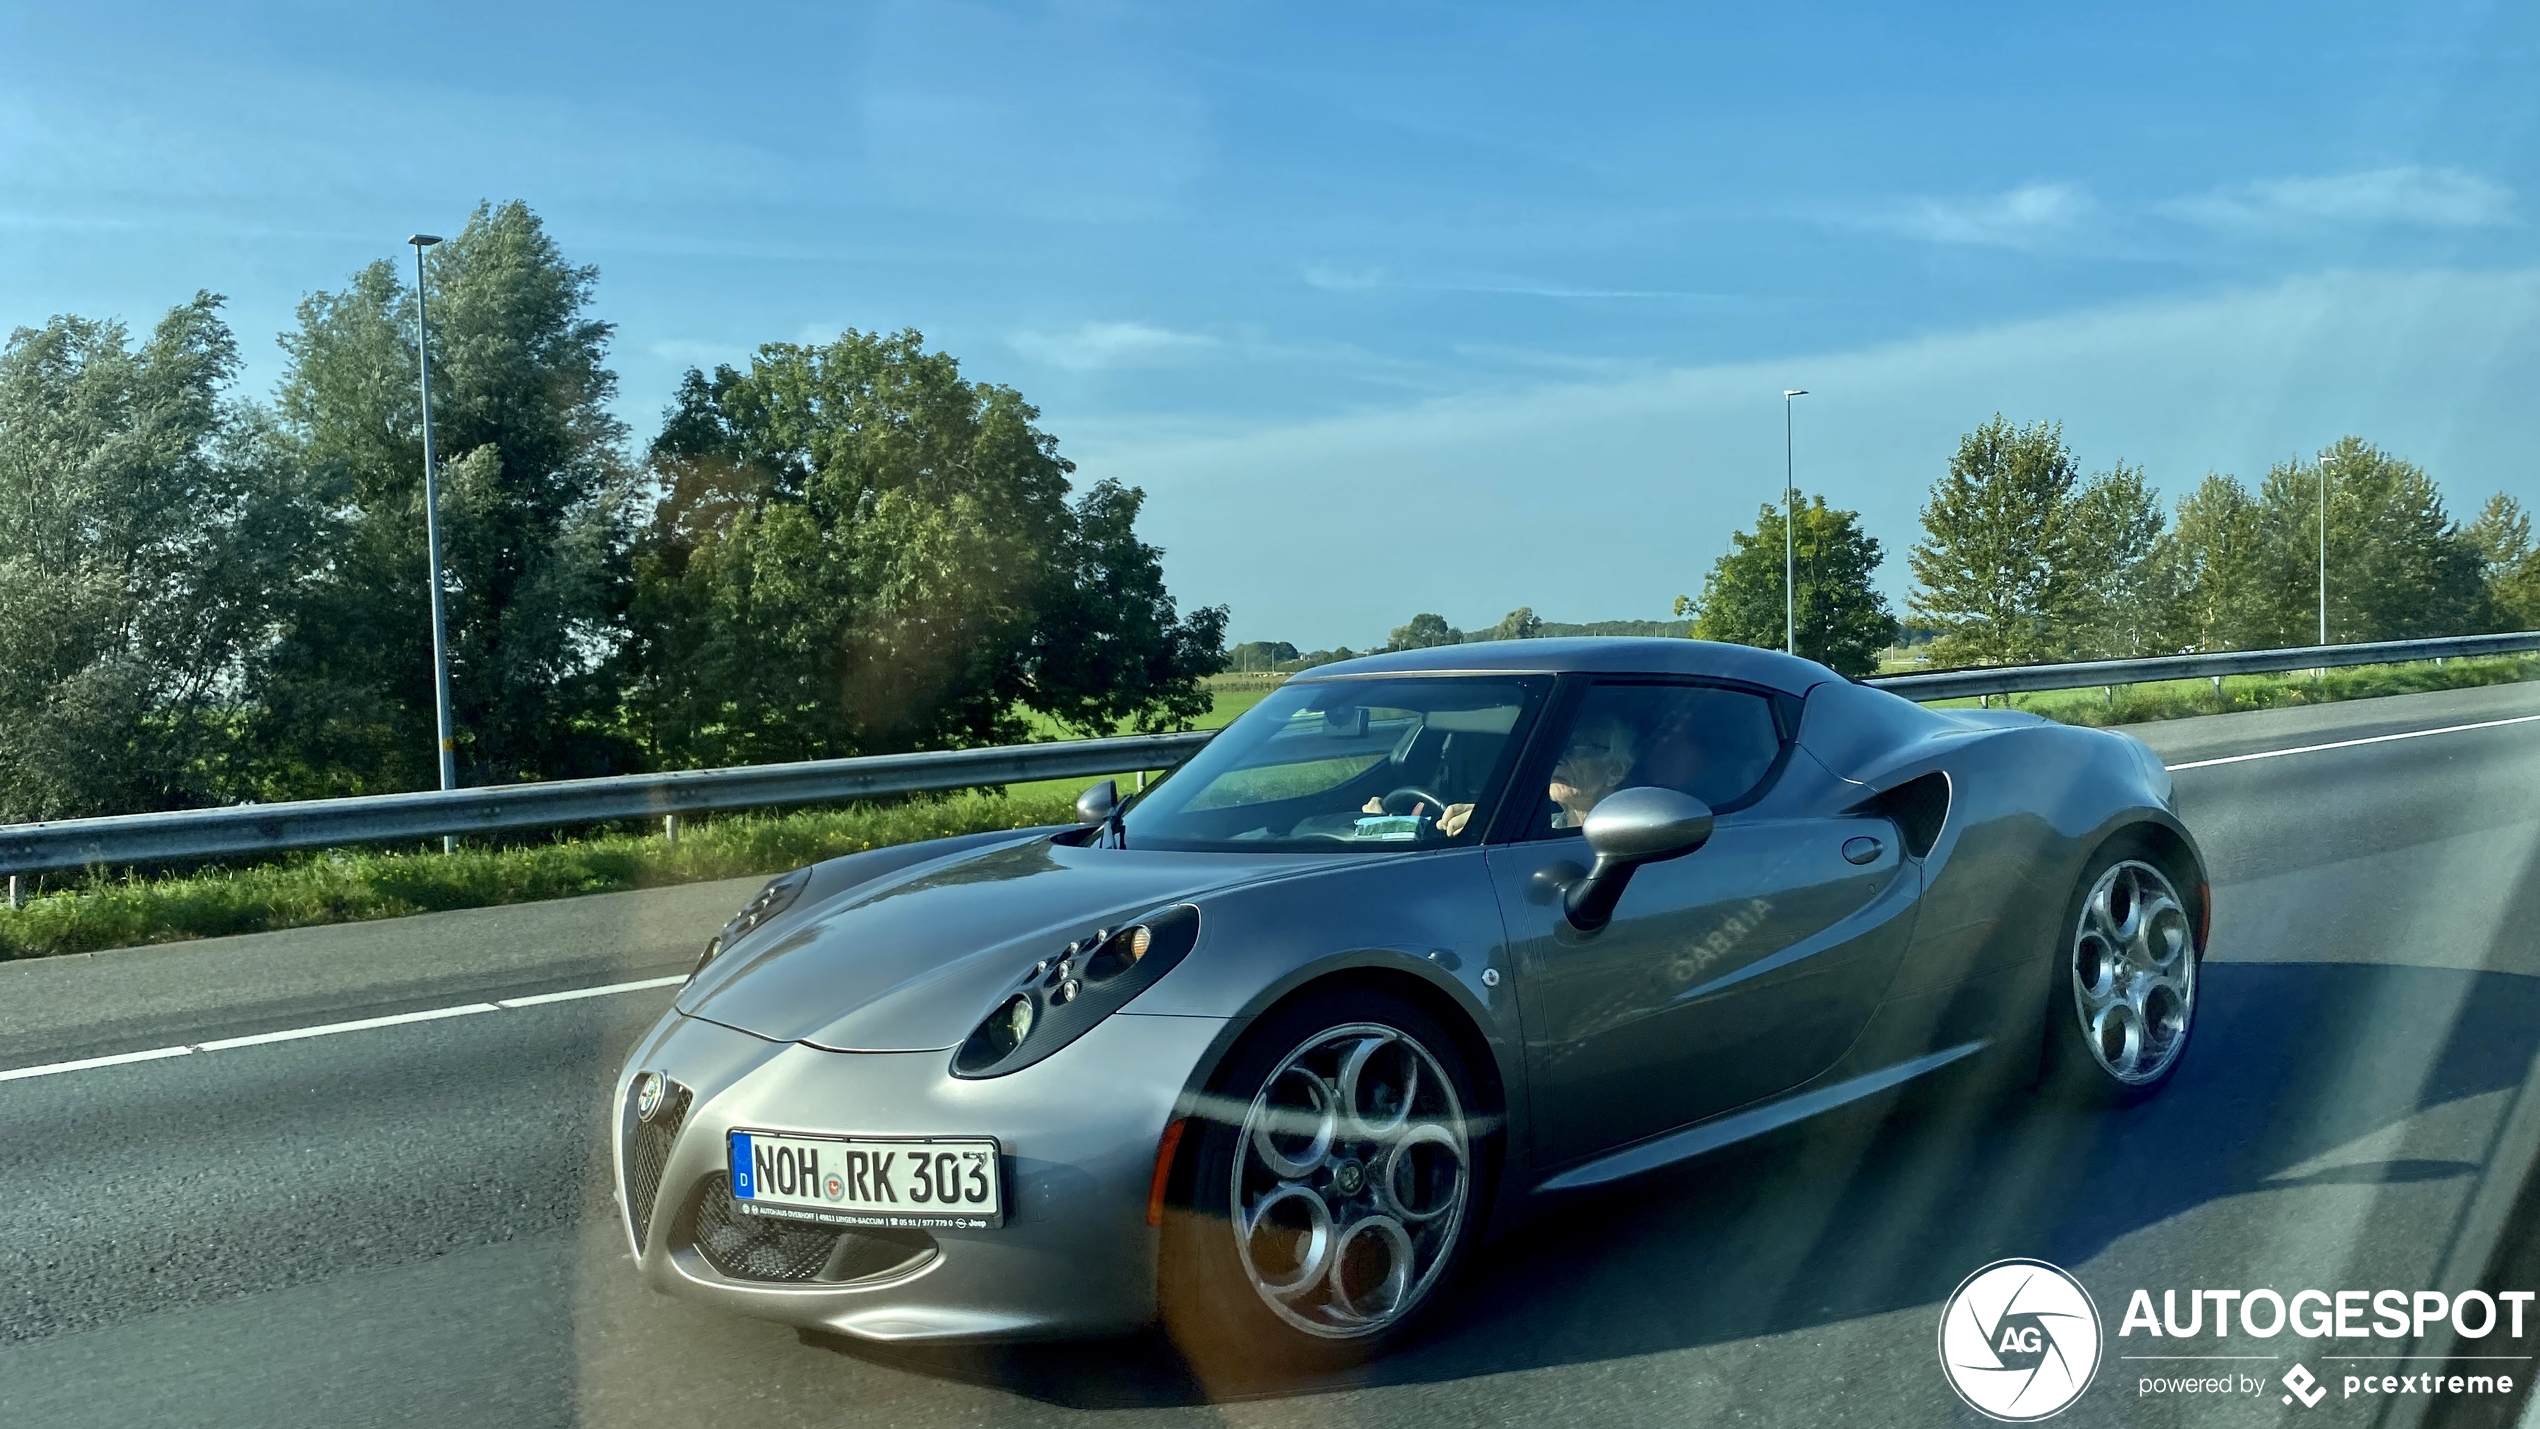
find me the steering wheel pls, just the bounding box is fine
[1381,787,1453,817]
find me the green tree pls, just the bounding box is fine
[1228,641,1300,672]
[2470,493,2540,631]
[1907,416,2157,665]
[1386,613,1461,650]
[1027,478,1230,736]
[1479,607,1544,643]
[2247,437,2488,645]
[628,330,1223,764]
[2146,474,2272,652]
[256,201,634,794]
[2067,463,2167,655]
[1678,495,1897,677]
[0,295,317,820]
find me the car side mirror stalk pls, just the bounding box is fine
[1564,787,1715,933]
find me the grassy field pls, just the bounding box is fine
[1921,652,2540,727]
[8,656,2534,961]
[1000,674,1277,801]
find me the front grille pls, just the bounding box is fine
[623,1080,692,1251]
[687,1175,938,1284]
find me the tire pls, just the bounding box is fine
[2045,836,2202,1103]
[1158,988,1487,1382]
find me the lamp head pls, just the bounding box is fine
[1783,388,1808,398]
[407,234,443,248]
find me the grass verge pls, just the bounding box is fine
[0,790,1078,961]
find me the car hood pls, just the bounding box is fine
[675,835,1322,1050]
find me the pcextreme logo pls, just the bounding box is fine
[1939,1259,2104,1421]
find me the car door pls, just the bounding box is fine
[1485,678,1920,1170]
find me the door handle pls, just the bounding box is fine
[1842,836,1883,865]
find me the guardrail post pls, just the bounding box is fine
[663,814,680,847]
[6,874,16,910]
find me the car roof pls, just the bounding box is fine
[1293,637,1840,697]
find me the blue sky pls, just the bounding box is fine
[5,1,2537,647]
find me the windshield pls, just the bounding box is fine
[1119,676,1545,852]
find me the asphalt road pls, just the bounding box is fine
[9,683,2540,1428]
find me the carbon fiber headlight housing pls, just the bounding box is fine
[952,904,1201,1078]
[692,866,812,978]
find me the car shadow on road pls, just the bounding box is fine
[799,958,2540,1410]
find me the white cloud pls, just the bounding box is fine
[1008,321,1216,372]
[1066,269,2540,648]
[1303,265,1388,292]
[1872,182,2094,248]
[2162,166,2514,232]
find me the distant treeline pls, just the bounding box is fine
[1239,415,2537,686]
[1678,416,2540,677]
[1226,611,1695,672]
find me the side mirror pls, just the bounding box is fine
[1565,787,1714,932]
[1075,779,1118,827]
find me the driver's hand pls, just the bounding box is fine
[1438,803,1474,836]
[1362,796,1385,815]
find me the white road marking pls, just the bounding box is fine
[497,974,687,1007]
[194,1001,502,1050]
[0,1044,193,1082]
[0,975,687,1083]
[2165,712,2540,771]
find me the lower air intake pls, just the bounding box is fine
[688,1176,937,1284]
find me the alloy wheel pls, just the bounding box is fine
[1229,1022,1470,1338]
[2068,859,2196,1085]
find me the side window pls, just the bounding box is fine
[1524,682,1784,838]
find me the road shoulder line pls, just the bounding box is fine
[2165,713,2540,771]
[0,974,687,1083]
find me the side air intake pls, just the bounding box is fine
[1864,772,1950,859]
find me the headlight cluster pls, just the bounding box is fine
[954,904,1200,1078]
[692,866,812,978]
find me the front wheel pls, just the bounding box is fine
[2046,843,2200,1102]
[1159,990,1484,1381]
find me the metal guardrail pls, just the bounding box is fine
[0,731,1213,878]
[5,630,2538,877]
[1870,630,2540,700]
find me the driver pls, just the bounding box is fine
[1548,715,1636,829]
[1364,715,1637,838]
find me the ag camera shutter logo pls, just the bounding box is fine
[1939,1259,2103,1421]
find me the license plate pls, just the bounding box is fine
[727,1130,1003,1228]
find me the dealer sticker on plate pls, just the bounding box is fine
[728,1130,1003,1229]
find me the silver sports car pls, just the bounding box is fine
[613,638,2207,1373]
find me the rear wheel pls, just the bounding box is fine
[1159,989,1484,1381]
[2046,840,2200,1102]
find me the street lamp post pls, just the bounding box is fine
[409,234,458,848]
[2318,451,2330,650]
[1782,389,1809,656]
